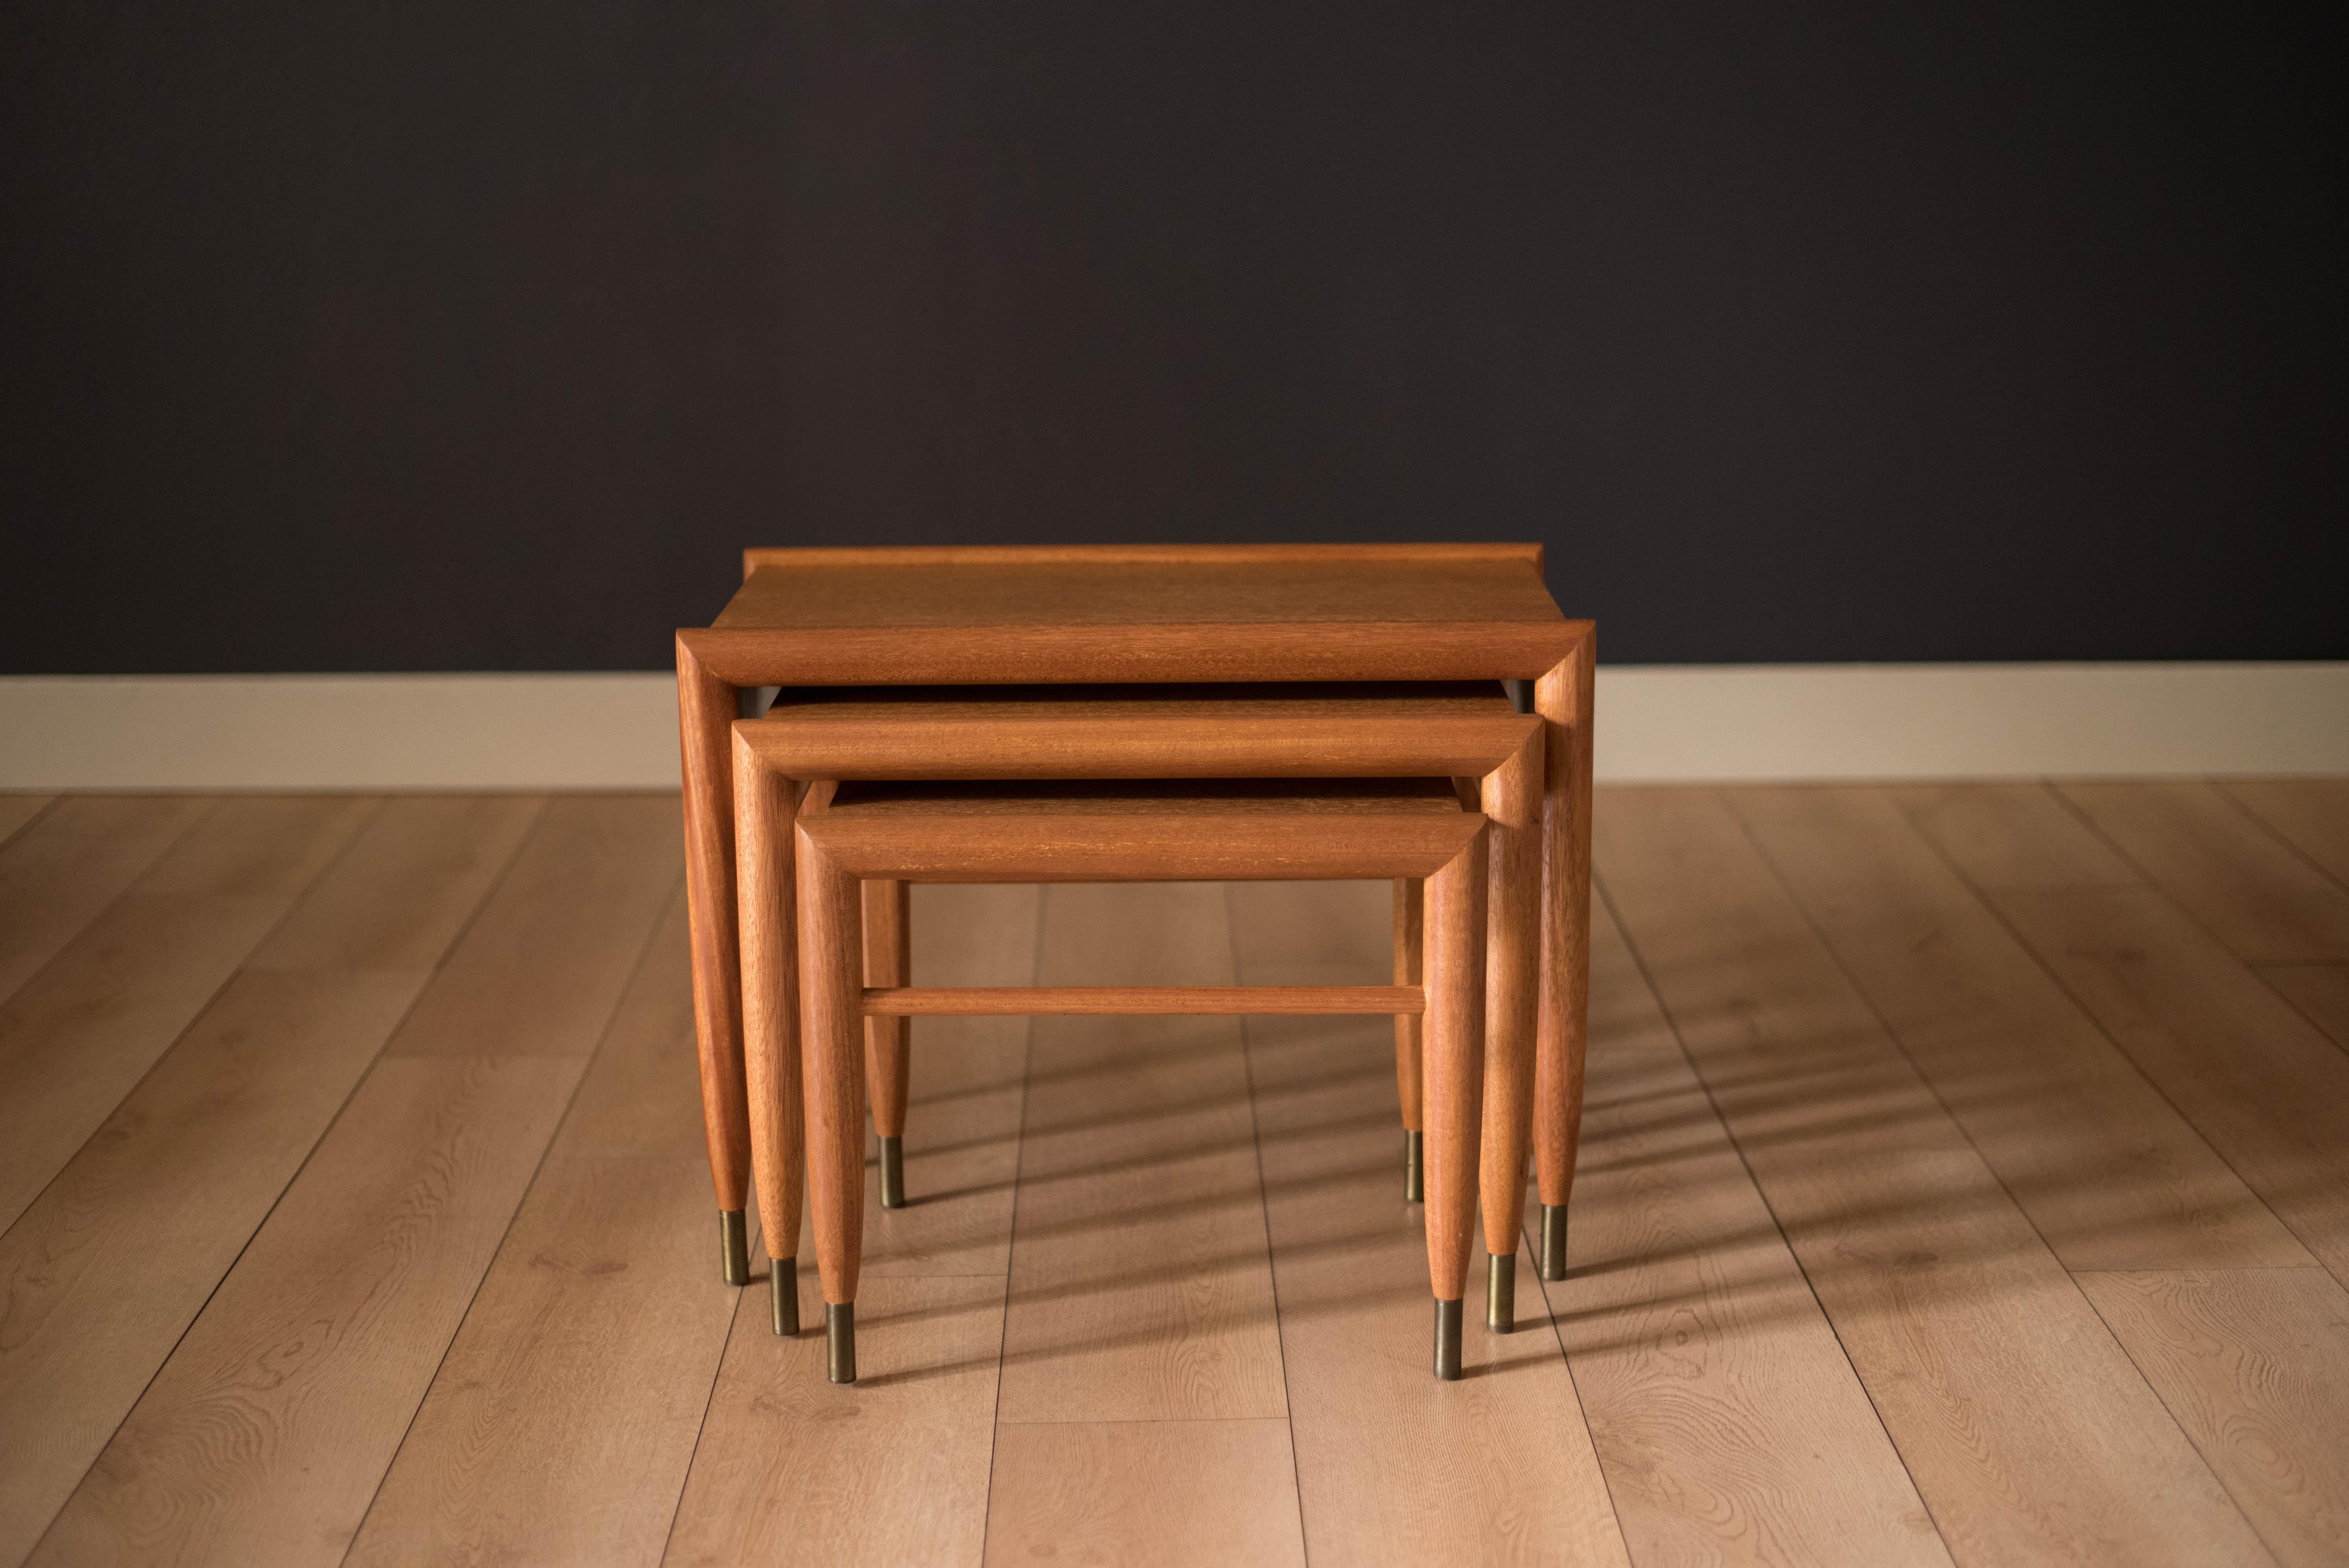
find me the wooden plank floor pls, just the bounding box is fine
[1,783,2345,1567]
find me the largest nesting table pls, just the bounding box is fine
[674,542,1595,1281]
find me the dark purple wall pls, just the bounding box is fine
[4,2,2342,671]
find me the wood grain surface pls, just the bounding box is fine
[1979,884,2349,1286]
[743,702,1536,781]
[344,896,741,1568]
[665,1269,1007,1568]
[1898,784,2349,1287]
[1533,632,1596,1214]
[381,795,680,1057]
[660,884,1041,1561]
[1731,785,2309,1270]
[863,984,1423,1015]
[0,795,54,852]
[863,878,911,1140]
[1394,876,1425,1134]
[29,1057,585,1568]
[2077,1268,2349,1568]
[735,737,804,1276]
[802,796,1484,884]
[1892,781,2145,892]
[1478,724,1542,1258]
[740,541,1544,572]
[795,828,867,1309]
[0,971,420,1567]
[346,1149,732,1568]
[687,621,1585,689]
[2224,779,2349,887]
[995,882,1288,1423]
[27,795,678,1568]
[0,794,212,1004]
[716,552,1564,632]
[677,633,750,1217]
[2258,961,2349,1047]
[9,782,2345,1568]
[0,797,539,1567]
[1421,836,1487,1307]
[1229,879,1633,1568]
[2071,778,2349,1047]
[2058,781,2349,963]
[1556,890,1951,1568]
[853,884,1039,1279]
[0,795,372,1233]
[763,679,1518,717]
[822,777,1469,814]
[983,1420,1307,1568]
[242,795,542,973]
[1598,786,2272,1568]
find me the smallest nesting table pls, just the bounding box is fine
[751,772,1500,1380]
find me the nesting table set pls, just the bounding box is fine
[675,544,1594,1382]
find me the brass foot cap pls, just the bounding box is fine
[1434,1297,1464,1381]
[879,1135,906,1210]
[771,1257,800,1337]
[719,1210,750,1287]
[1486,1252,1517,1333]
[1539,1204,1569,1282]
[826,1303,857,1384]
[1403,1131,1424,1205]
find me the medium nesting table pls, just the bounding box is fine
[732,685,1542,1379]
[675,543,1596,1282]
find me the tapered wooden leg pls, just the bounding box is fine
[863,878,911,1208]
[1424,830,1487,1379]
[734,735,803,1331]
[1392,877,1425,1202]
[798,828,866,1382]
[679,638,752,1283]
[1479,727,1543,1330]
[1534,634,1596,1281]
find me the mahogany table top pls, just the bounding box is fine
[680,543,1584,686]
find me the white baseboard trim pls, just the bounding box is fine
[1,663,2342,790]
[0,675,682,791]
[1596,662,2347,780]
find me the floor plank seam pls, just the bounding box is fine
[1887,787,2338,1291]
[123,795,228,889]
[2045,779,2307,985]
[1724,788,2270,1551]
[2214,780,2349,901]
[2053,778,2349,1053]
[0,793,62,856]
[975,882,1050,1564]
[2248,964,2349,1058]
[0,797,395,1254]
[1520,1207,1637,1566]
[1591,861,1963,1565]
[657,1267,749,1566]
[1222,883,1309,1564]
[2067,1264,2335,1274]
[1732,787,2147,1272]
[0,795,223,1020]
[334,860,684,1567]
